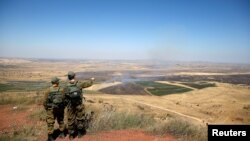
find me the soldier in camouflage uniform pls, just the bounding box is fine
[64,71,94,140]
[43,77,65,141]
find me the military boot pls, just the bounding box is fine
[69,135,74,140]
[78,129,86,138]
[58,131,65,139]
[68,130,75,140]
[47,134,54,141]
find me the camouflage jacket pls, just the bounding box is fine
[63,79,93,102]
[43,85,65,109]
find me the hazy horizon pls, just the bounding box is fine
[1,0,249,64]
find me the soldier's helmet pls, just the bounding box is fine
[51,77,60,84]
[68,71,75,77]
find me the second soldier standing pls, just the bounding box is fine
[43,77,65,141]
[64,71,94,140]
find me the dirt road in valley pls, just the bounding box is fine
[85,82,250,124]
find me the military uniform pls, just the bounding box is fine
[64,71,94,139]
[43,77,65,140]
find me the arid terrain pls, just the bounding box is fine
[0,58,250,141]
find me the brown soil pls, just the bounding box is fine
[0,105,177,141]
[0,105,34,134]
[39,130,177,141]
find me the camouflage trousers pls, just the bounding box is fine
[67,103,86,134]
[46,108,65,134]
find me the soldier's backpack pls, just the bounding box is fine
[66,81,82,104]
[48,87,64,108]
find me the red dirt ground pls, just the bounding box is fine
[0,105,177,141]
[0,105,35,134]
[39,130,177,141]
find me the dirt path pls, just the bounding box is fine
[156,81,197,90]
[144,88,154,96]
[122,97,204,123]
[85,94,204,124]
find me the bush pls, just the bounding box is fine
[88,109,206,141]
[29,108,47,121]
[89,111,155,132]
[0,125,43,141]
[0,135,27,141]
[147,119,207,141]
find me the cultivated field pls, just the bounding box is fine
[0,58,250,141]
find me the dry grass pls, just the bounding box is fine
[89,111,155,132]
[29,107,47,121]
[0,92,43,105]
[1,58,249,141]
[0,124,45,141]
[147,119,207,141]
[85,103,207,141]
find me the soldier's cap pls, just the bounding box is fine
[68,71,75,77]
[51,77,60,83]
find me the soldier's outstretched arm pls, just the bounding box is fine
[79,78,95,88]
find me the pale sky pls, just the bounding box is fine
[0,0,249,63]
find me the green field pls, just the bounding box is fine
[136,81,193,96]
[180,82,216,89]
[0,81,49,92]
